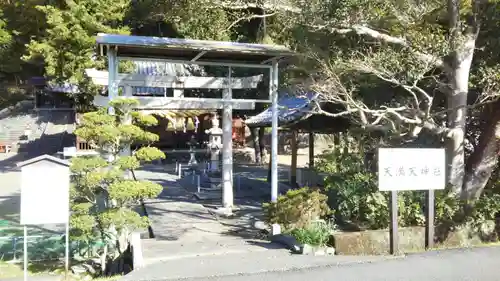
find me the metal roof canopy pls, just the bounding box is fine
[246,93,351,133]
[96,33,295,67]
[98,33,294,208]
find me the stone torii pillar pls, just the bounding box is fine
[221,68,234,209]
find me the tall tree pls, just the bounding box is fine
[23,0,130,84]
[282,0,500,200]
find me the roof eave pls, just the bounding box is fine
[96,34,295,64]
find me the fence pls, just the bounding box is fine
[0,230,104,262]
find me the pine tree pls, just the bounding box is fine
[70,98,164,272]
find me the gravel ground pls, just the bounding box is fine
[165,246,500,281]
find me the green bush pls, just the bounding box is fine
[263,187,332,231]
[434,190,500,241]
[288,221,334,247]
[398,191,425,227]
[466,193,500,237]
[319,151,387,229]
[318,150,427,230]
[316,148,500,239]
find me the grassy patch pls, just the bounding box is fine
[0,261,122,281]
[0,260,64,278]
[0,261,23,279]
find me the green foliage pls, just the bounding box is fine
[435,190,461,224]
[288,221,334,247]
[434,190,500,241]
[134,146,166,162]
[24,0,130,84]
[319,151,386,229]
[465,194,500,236]
[319,150,429,230]
[71,99,164,258]
[263,187,331,231]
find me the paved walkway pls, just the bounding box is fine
[135,166,275,265]
[166,246,500,281]
[122,248,393,281]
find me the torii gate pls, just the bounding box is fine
[94,33,294,210]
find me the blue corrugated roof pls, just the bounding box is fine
[245,93,319,127]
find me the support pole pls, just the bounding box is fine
[222,67,234,209]
[389,191,399,255]
[290,130,298,187]
[425,190,435,250]
[270,60,279,202]
[107,46,118,115]
[23,226,27,281]
[65,222,69,280]
[308,132,314,169]
[106,46,120,163]
[308,132,315,186]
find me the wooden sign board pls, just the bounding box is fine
[377,147,446,254]
[18,155,70,225]
[378,148,446,191]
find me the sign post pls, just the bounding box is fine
[425,189,436,249]
[17,155,71,281]
[389,190,398,254]
[378,148,445,254]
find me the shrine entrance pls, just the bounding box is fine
[94,33,294,210]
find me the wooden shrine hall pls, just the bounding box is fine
[245,92,350,186]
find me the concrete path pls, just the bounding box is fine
[122,248,394,281]
[135,166,274,265]
[126,246,500,281]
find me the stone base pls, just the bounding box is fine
[214,207,234,217]
[333,227,424,255]
[271,223,281,235]
[301,244,335,256]
[332,224,497,255]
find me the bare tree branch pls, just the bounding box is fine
[308,24,445,69]
[296,54,451,139]
[225,12,277,31]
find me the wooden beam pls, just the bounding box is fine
[309,132,314,169]
[85,69,263,89]
[290,130,298,187]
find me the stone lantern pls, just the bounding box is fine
[187,135,199,166]
[205,113,223,178]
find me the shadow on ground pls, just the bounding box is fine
[0,132,73,172]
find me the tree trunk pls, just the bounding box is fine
[445,35,477,196]
[462,100,500,200]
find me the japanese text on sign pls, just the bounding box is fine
[378,148,445,191]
